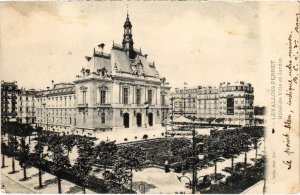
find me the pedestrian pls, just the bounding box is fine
[164,160,170,173]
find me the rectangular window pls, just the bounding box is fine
[123,88,129,104]
[136,88,141,105]
[100,90,106,104]
[148,90,152,105]
[227,98,234,115]
[161,95,165,105]
[101,112,105,124]
[82,91,86,104]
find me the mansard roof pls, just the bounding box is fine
[36,86,75,97]
[86,44,160,78]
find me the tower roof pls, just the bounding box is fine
[123,13,132,28]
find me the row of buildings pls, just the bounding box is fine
[1,14,262,132]
[170,81,265,126]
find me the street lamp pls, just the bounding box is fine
[176,116,206,194]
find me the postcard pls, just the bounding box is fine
[0,1,299,194]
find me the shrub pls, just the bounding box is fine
[134,136,137,139]
[143,134,148,139]
[124,138,128,142]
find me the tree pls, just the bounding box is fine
[50,145,71,194]
[170,138,191,157]
[117,145,144,191]
[73,139,95,194]
[7,135,19,173]
[237,131,252,165]
[102,160,131,193]
[243,127,264,160]
[204,133,225,176]
[221,131,241,171]
[63,136,75,158]
[34,141,44,188]
[19,138,30,180]
[1,142,7,168]
[95,141,118,171]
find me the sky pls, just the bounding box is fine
[0,1,297,106]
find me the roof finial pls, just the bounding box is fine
[126,4,129,19]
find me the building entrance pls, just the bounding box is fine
[136,113,142,127]
[123,113,129,128]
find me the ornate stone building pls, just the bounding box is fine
[35,14,170,132]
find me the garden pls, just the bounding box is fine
[1,120,265,194]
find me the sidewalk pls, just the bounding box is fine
[1,156,96,194]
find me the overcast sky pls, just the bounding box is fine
[0,2,297,106]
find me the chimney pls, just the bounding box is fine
[51,80,54,89]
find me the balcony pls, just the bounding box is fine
[77,103,88,108]
[95,103,111,108]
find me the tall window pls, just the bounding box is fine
[227,98,234,115]
[82,91,86,104]
[161,95,165,105]
[136,88,141,105]
[148,90,152,105]
[101,112,105,124]
[100,90,106,104]
[123,88,129,104]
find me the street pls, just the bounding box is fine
[1,174,35,194]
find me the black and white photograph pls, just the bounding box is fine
[0,2,299,194]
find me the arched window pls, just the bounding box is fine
[101,112,105,124]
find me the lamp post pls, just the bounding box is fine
[177,116,205,194]
[191,116,196,194]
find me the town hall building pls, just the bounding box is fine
[35,14,171,132]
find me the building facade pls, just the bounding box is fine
[17,88,38,124]
[171,87,199,117]
[1,81,19,123]
[170,81,254,126]
[35,14,171,132]
[35,83,76,131]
